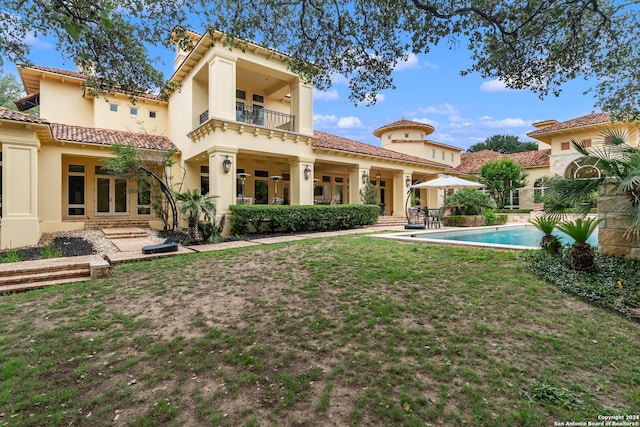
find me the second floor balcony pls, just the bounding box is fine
[199,104,296,133]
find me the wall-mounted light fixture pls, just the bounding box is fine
[375,169,381,180]
[406,176,412,187]
[361,171,368,184]
[304,165,311,180]
[222,155,232,174]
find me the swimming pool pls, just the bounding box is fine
[375,224,598,250]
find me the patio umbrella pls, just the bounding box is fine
[410,175,485,210]
[410,175,485,190]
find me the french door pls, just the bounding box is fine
[96,176,128,215]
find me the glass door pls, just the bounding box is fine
[96,176,128,215]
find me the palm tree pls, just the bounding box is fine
[544,128,640,235]
[175,188,218,242]
[529,216,561,254]
[444,188,495,215]
[556,217,602,273]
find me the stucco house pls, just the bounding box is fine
[0,30,464,249]
[527,112,640,178]
[449,149,551,209]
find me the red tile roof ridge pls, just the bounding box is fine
[451,149,550,174]
[50,123,178,152]
[313,130,449,168]
[528,112,612,136]
[373,118,435,137]
[0,106,49,124]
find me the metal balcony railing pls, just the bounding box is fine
[198,106,296,132]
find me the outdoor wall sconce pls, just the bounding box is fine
[406,176,412,187]
[375,169,381,180]
[361,171,368,184]
[222,155,232,174]
[304,165,311,180]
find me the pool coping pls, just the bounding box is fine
[371,222,541,250]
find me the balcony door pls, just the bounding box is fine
[95,174,128,215]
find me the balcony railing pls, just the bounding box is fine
[198,105,296,132]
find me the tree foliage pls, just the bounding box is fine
[2,1,638,117]
[467,134,538,154]
[0,67,39,115]
[479,158,527,208]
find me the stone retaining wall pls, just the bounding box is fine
[598,181,640,259]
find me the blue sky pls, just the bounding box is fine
[4,32,601,152]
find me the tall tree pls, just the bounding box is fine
[0,67,40,115]
[2,1,638,117]
[0,68,22,110]
[467,134,538,154]
[479,158,527,208]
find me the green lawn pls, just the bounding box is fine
[1,234,638,426]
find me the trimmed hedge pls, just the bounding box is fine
[228,204,379,235]
[441,214,508,227]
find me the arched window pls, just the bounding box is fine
[564,157,602,179]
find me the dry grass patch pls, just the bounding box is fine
[0,234,638,426]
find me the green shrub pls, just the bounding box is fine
[442,214,507,227]
[229,204,379,235]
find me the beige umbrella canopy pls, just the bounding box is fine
[411,175,485,190]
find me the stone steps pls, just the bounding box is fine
[0,256,109,293]
[373,216,408,227]
[101,227,148,239]
[84,219,151,230]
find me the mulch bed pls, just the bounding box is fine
[0,237,96,262]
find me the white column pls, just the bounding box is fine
[1,136,41,249]
[290,80,313,136]
[289,158,314,205]
[208,55,237,121]
[349,167,371,205]
[207,147,238,216]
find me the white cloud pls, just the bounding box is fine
[478,117,530,128]
[394,53,421,72]
[423,61,438,70]
[314,88,340,101]
[480,79,508,92]
[24,32,54,51]
[417,103,458,116]
[358,93,385,106]
[480,78,525,93]
[313,114,338,126]
[337,116,364,129]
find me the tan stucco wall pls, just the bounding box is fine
[39,79,93,126]
[93,94,169,136]
[546,124,639,176]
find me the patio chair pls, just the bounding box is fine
[427,207,445,229]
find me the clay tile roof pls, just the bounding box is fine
[29,65,87,80]
[450,149,550,174]
[373,119,435,137]
[24,65,166,101]
[0,106,49,124]
[313,130,448,168]
[50,123,178,152]
[528,112,612,136]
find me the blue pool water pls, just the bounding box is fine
[410,225,598,249]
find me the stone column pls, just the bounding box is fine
[597,180,640,259]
